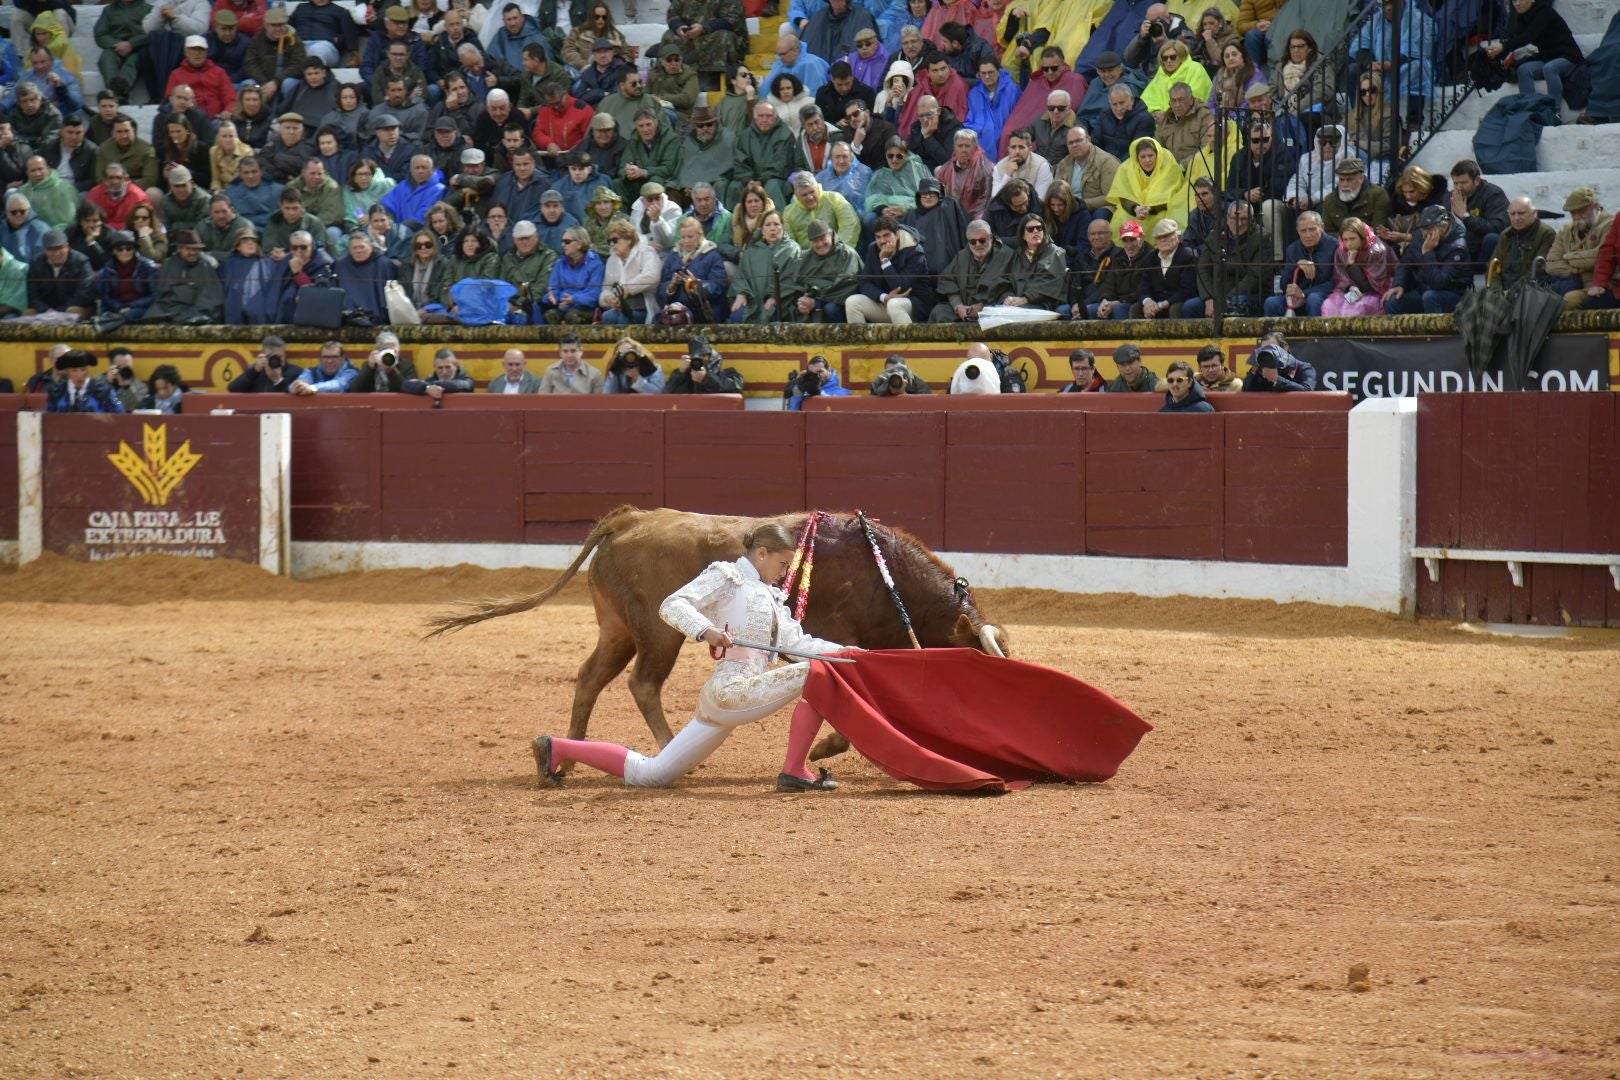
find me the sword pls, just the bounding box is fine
[724,637,859,664]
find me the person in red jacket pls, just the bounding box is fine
[530,81,594,171]
[85,162,153,229]
[1580,219,1620,310]
[164,36,239,117]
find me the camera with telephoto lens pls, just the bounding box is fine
[265,353,283,372]
[611,349,657,378]
[1150,18,1168,36]
[795,368,823,396]
[689,356,706,372]
[885,367,911,392]
[379,349,398,368]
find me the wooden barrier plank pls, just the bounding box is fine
[1086,412,1220,452]
[664,412,806,517]
[522,411,665,540]
[805,413,945,547]
[1224,412,1349,449]
[1415,395,1463,548]
[373,411,522,542]
[1085,524,1223,560]
[801,393,1355,412]
[1224,446,1348,489]
[1586,396,1620,555]
[1086,448,1219,492]
[943,412,1084,554]
[1223,413,1348,566]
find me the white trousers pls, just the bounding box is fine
[622,663,810,788]
[844,294,915,325]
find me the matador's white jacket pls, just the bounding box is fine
[658,556,847,727]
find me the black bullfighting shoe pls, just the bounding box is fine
[775,768,839,792]
[533,736,565,788]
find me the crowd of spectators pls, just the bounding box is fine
[0,0,1607,330]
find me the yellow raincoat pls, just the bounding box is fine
[997,0,1112,77]
[1106,136,1190,241]
[1140,44,1213,114]
[29,11,83,77]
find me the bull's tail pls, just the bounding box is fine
[421,506,640,639]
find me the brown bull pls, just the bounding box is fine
[426,506,1010,760]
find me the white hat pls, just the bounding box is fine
[169,165,193,185]
[184,34,209,49]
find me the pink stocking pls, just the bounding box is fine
[781,700,825,780]
[549,737,629,778]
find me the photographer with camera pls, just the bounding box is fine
[1124,4,1191,76]
[228,334,306,393]
[783,353,850,411]
[870,352,932,396]
[665,335,744,395]
[603,336,666,394]
[1241,331,1318,392]
[353,344,410,392]
[103,346,148,411]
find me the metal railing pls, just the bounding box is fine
[1195,0,1507,325]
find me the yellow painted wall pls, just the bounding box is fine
[6,335,1619,399]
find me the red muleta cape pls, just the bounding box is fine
[802,648,1151,794]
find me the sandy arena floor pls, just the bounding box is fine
[1,556,1617,1079]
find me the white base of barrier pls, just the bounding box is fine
[0,539,16,567]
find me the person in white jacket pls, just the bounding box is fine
[534,523,853,791]
[599,219,662,324]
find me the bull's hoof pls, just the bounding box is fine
[776,768,839,792]
[533,736,565,788]
[808,732,849,761]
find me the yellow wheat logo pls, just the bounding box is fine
[107,424,203,506]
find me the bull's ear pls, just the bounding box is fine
[950,613,979,648]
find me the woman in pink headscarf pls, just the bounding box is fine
[935,126,994,218]
[1322,217,1397,317]
[1000,47,1088,156]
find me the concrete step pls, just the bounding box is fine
[1413,119,1620,176]
[1549,0,1615,37]
[1479,168,1620,211]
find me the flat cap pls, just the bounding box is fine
[42,228,68,247]
[1564,185,1597,211]
[264,6,288,22]
[540,188,563,202]
[639,181,665,197]
[592,36,615,50]
[1335,157,1366,176]
[1094,51,1122,69]
[589,112,617,130]
[806,219,831,240]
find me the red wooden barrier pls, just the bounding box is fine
[806,413,948,549]
[523,410,665,542]
[9,400,1355,568]
[1416,393,1619,626]
[801,393,1356,412]
[1085,413,1223,559]
[944,411,1086,554]
[665,412,806,518]
[1224,412,1348,564]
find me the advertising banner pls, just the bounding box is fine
[17,413,290,572]
[1296,335,1610,400]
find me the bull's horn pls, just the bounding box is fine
[980,624,1005,658]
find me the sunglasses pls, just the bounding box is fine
[857,38,876,45]
[1041,65,1060,73]
[967,237,991,245]
[290,243,311,249]
[1167,376,1189,385]
[1046,104,1067,112]
[414,241,433,249]
[694,120,716,128]
[1250,136,1272,144]
[1023,224,1044,233]
[886,152,906,160]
